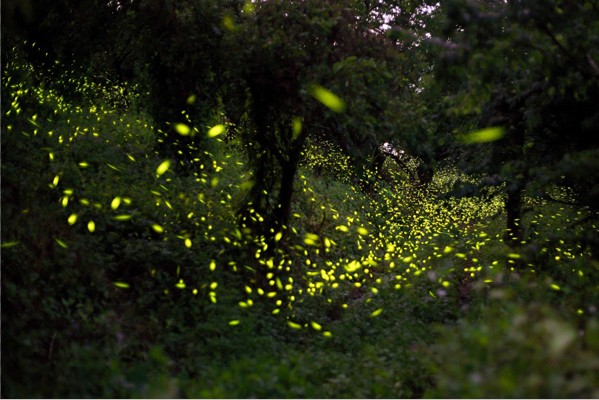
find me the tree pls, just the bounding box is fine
[436,0,599,254]
[221,0,403,237]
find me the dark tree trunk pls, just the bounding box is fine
[504,186,523,247]
[416,163,434,189]
[275,159,298,232]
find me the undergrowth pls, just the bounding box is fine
[2,50,598,398]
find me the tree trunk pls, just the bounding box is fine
[504,186,523,247]
[274,157,299,234]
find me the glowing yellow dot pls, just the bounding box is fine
[67,214,78,225]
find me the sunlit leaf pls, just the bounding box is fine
[185,238,192,248]
[309,85,346,113]
[113,214,132,221]
[311,321,322,331]
[87,221,96,233]
[461,127,505,144]
[229,320,240,326]
[55,239,68,248]
[114,281,130,289]
[1,241,20,248]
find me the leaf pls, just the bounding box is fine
[114,282,130,289]
[309,85,346,113]
[461,127,505,144]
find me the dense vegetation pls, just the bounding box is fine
[2,0,599,398]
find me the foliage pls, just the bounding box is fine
[2,2,599,398]
[217,0,410,235]
[435,0,599,251]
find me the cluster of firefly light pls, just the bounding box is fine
[4,52,595,335]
